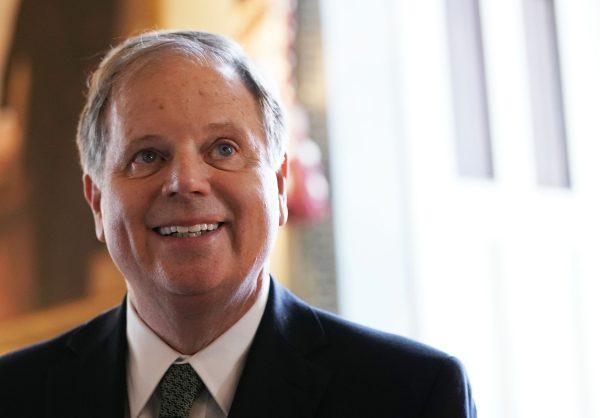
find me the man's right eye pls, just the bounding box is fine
[133,149,159,164]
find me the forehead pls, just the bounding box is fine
[107,54,262,136]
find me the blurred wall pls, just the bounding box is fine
[1,0,119,310]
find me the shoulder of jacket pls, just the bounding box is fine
[0,305,121,372]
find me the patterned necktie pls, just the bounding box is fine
[158,363,204,418]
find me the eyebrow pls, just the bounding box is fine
[119,135,165,159]
[122,121,251,154]
[205,121,246,134]
[127,134,163,145]
[127,122,245,142]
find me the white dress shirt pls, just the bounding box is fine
[126,279,270,418]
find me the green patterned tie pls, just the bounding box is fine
[158,363,204,418]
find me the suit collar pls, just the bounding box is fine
[47,300,128,417]
[65,302,126,356]
[268,279,328,355]
[229,278,331,418]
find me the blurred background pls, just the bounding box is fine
[0,0,599,417]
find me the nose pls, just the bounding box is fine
[162,151,211,198]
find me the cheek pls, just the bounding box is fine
[249,175,281,241]
[100,189,152,278]
[100,190,138,249]
[243,174,280,222]
[222,173,280,243]
[100,196,126,252]
[263,173,283,223]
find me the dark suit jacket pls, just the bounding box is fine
[0,279,476,417]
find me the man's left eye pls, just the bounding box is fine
[208,140,245,170]
[216,143,236,157]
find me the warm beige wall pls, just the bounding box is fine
[0,0,20,100]
[157,0,264,37]
[0,0,35,319]
[118,0,160,37]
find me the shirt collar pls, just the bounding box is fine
[126,278,270,417]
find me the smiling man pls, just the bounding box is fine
[0,31,476,418]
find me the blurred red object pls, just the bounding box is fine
[286,106,329,224]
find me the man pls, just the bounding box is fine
[0,30,476,417]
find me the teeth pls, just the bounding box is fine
[174,231,202,238]
[159,226,173,235]
[157,223,219,237]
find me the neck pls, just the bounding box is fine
[129,272,266,355]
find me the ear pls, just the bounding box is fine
[276,154,288,226]
[83,174,106,242]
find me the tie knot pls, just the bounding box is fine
[159,363,204,418]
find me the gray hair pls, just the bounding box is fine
[77,30,287,182]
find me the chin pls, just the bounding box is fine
[159,265,238,297]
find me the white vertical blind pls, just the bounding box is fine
[446,0,494,178]
[523,0,571,188]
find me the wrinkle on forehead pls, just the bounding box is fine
[112,51,239,100]
[107,53,256,126]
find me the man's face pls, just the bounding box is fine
[84,55,287,302]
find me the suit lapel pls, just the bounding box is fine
[46,301,128,418]
[229,279,331,418]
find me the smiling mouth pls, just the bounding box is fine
[153,223,222,238]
